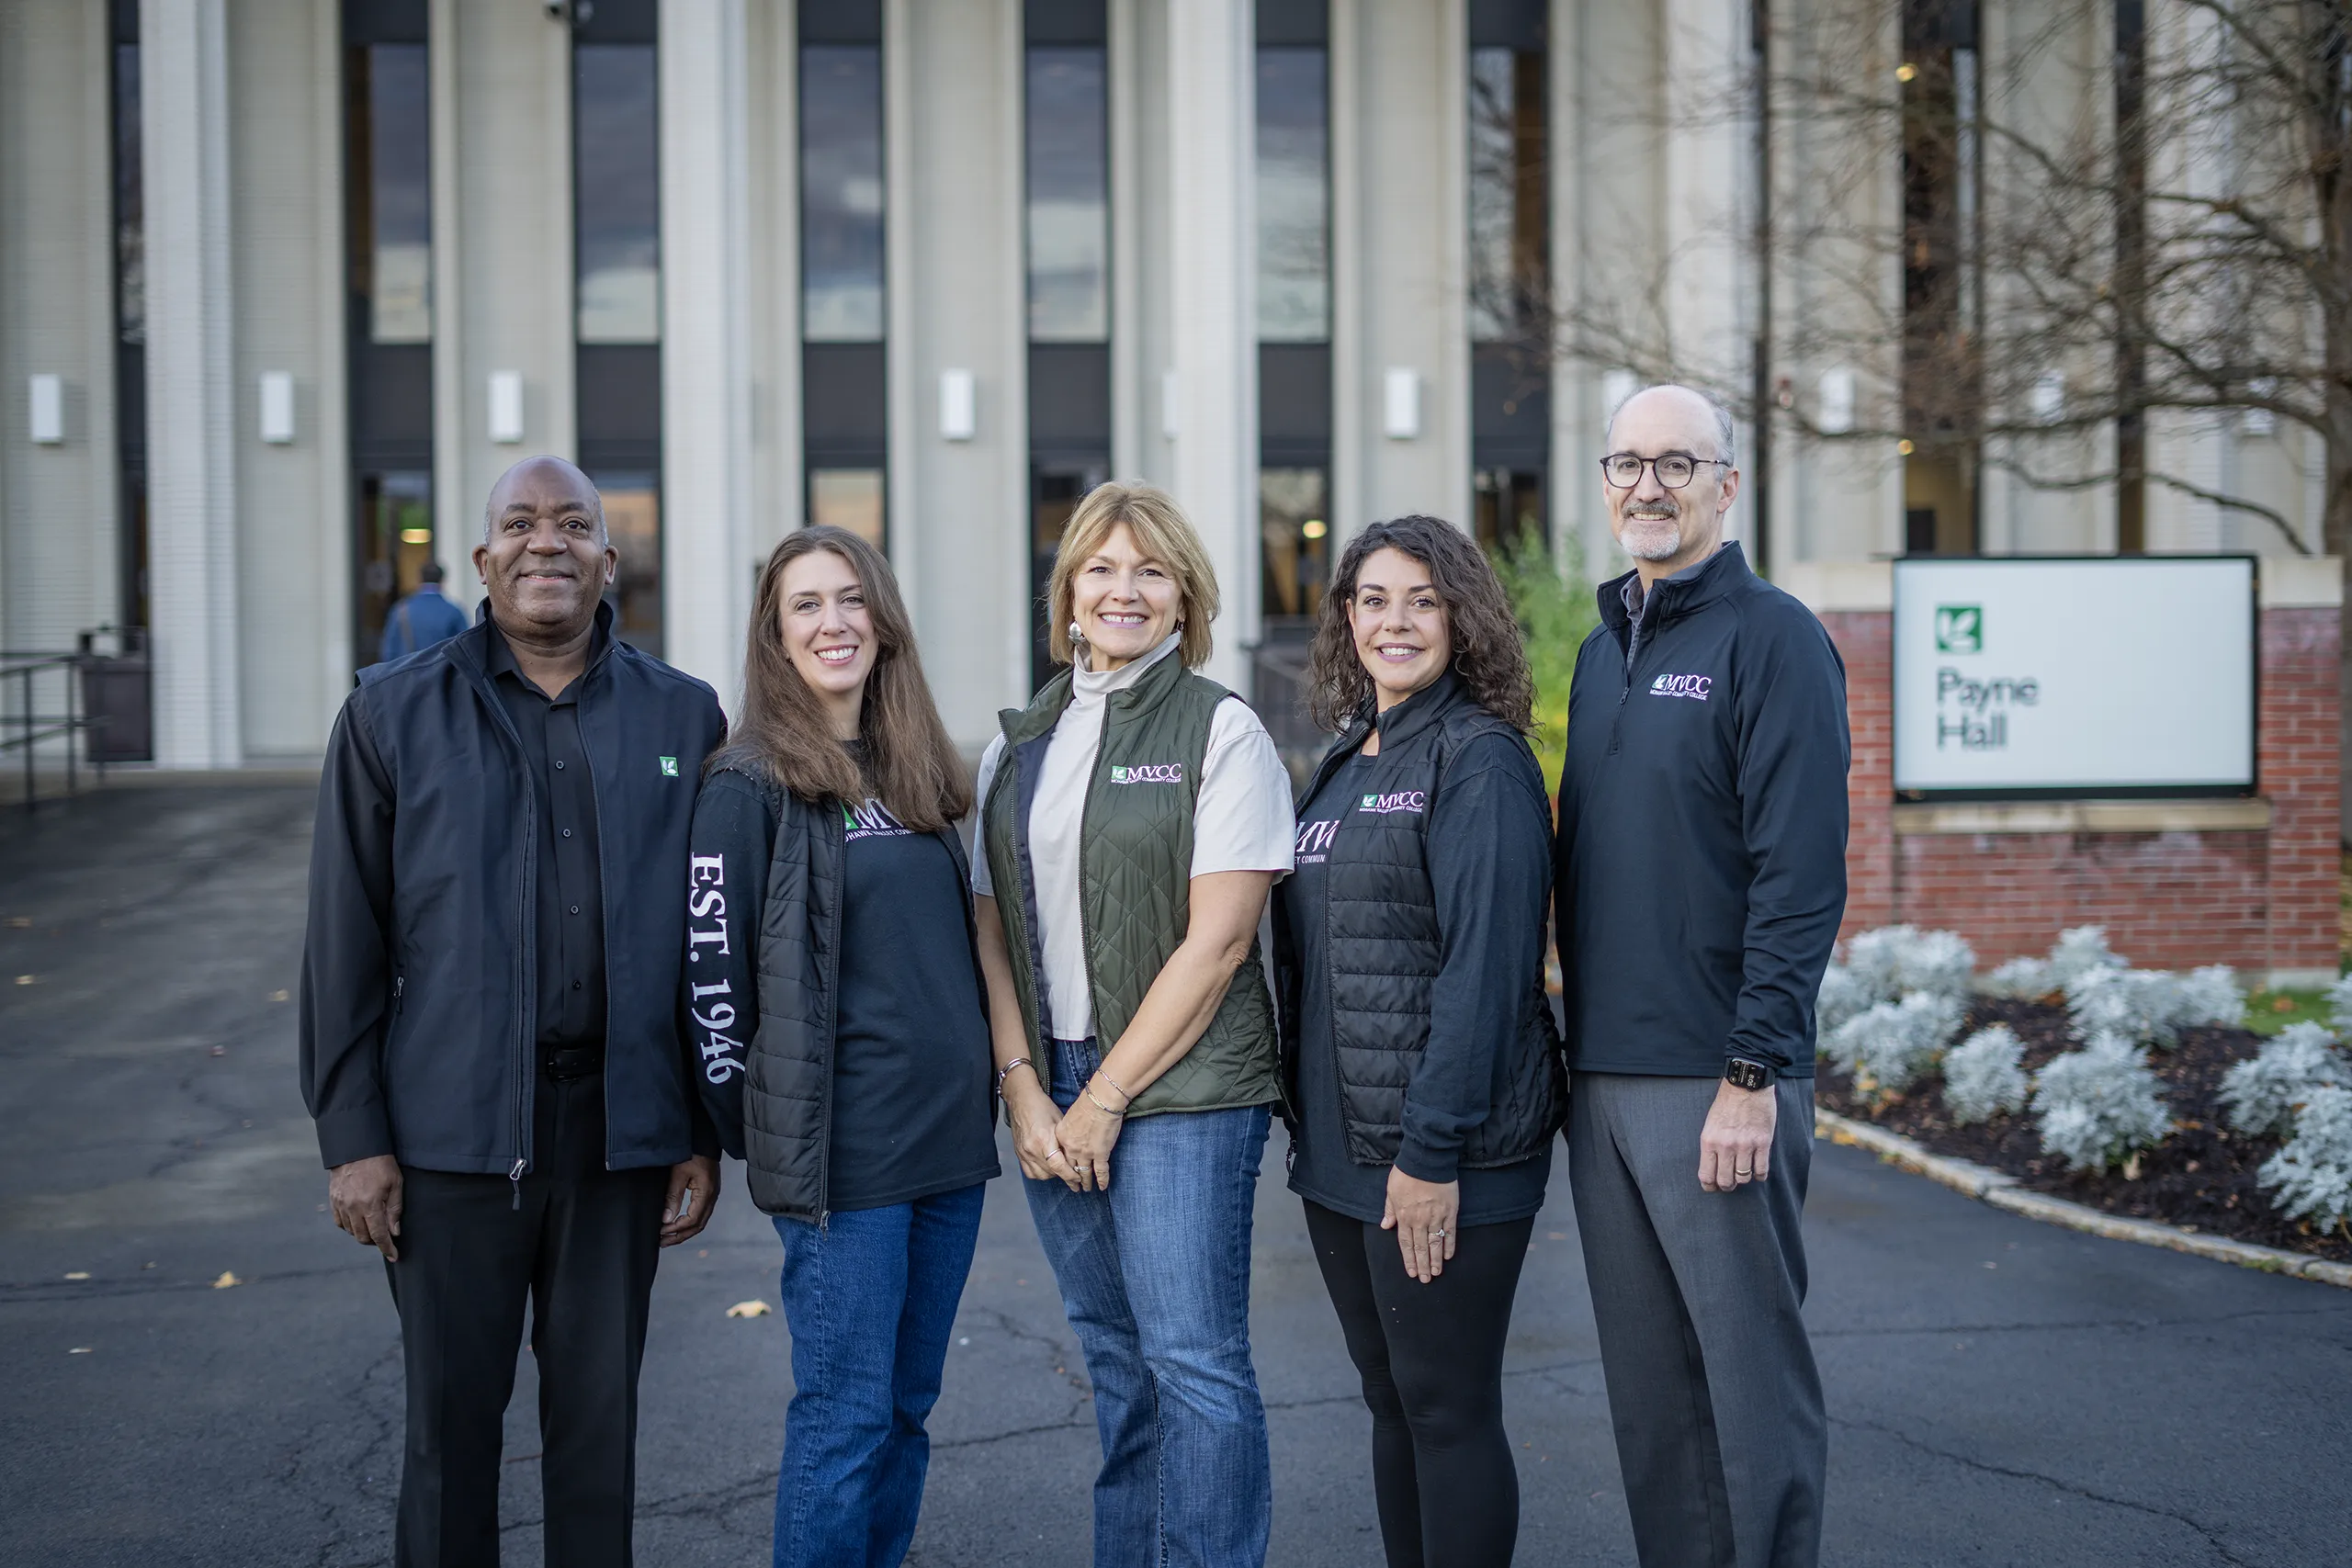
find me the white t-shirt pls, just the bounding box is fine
[971,634,1295,1042]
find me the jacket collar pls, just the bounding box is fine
[1001,634,1192,745]
[1598,540,1750,635]
[452,597,619,692]
[1368,669,1465,750]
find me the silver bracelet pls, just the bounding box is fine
[993,1056,1034,1097]
[1084,1083,1127,1119]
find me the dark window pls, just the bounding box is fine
[571,7,663,653]
[353,43,432,344]
[575,44,659,344]
[1899,0,1981,556]
[1257,47,1328,343]
[345,10,435,668]
[801,44,884,341]
[1468,2,1548,553]
[109,13,148,635]
[1026,46,1108,343]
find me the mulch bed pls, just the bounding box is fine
[1815,998,2352,1266]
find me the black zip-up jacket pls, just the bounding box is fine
[686,768,991,1224]
[1274,672,1566,1176]
[1554,543,1849,1078]
[299,603,726,1177]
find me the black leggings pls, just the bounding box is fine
[1304,1200,1535,1568]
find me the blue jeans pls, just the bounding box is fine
[1024,1037,1274,1568]
[770,1183,987,1568]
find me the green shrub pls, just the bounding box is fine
[1492,531,1600,796]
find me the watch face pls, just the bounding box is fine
[1726,1060,1769,1091]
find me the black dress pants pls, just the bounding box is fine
[385,1070,669,1568]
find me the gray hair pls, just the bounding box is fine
[1604,383,1737,466]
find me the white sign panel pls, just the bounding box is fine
[1893,558,2256,796]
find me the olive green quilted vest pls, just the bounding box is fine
[981,652,1281,1117]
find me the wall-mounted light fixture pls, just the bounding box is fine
[488,372,525,444]
[1817,367,1856,434]
[258,372,296,444]
[28,375,62,445]
[1382,368,1419,440]
[939,368,976,441]
[1600,368,1638,424]
[2030,370,2065,426]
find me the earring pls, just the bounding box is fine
[1068,620,1086,647]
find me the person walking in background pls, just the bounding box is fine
[972,481,1295,1568]
[300,455,726,1568]
[684,525,1000,1568]
[377,559,469,663]
[1276,516,1566,1568]
[1555,385,1849,1568]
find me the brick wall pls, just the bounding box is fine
[1821,606,2340,979]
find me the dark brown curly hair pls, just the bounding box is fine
[1305,515,1536,734]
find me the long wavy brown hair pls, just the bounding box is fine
[1306,515,1537,734]
[708,526,971,832]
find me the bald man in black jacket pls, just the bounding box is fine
[300,456,726,1568]
[1555,387,1849,1568]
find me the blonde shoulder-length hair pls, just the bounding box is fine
[1046,481,1220,671]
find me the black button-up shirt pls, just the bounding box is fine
[485,619,609,1052]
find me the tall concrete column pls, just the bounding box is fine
[1159,0,1257,686]
[141,0,242,767]
[661,0,753,702]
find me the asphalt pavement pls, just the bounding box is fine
[3,782,2348,1567]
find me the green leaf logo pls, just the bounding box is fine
[659,755,679,777]
[1933,605,1983,655]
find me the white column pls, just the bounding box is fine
[661,0,754,702]
[141,0,242,768]
[427,0,469,597]
[1160,0,1257,686]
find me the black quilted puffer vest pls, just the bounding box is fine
[1276,674,1566,1167]
[981,650,1281,1118]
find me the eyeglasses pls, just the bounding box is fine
[1600,452,1732,490]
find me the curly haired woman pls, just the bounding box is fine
[1274,514,1566,1568]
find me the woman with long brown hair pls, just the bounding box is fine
[1274,514,1565,1568]
[681,525,998,1568]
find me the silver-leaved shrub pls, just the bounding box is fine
[2048,926,2125,991]
[1984,925,2125,1000]
[1841,925,1975,1005]
[1829,991,1965,1104]
[2257,1086,2352,1233]
[2175,965,2245,1029]
[2032,1033,2171,1173]
[2065,967,2193,1049]
[2327,973,2352,1037]
[1815,963,1873,1036]
[1942,1025,2030,1124]
[2219,1023,2350,1139]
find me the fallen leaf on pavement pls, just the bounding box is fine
[68,1348,92,1355]
[6,917,29,928]
[270,990,289,1002]
[725,1300,772,1318]
[211,1271,241,1290]
[63,1271,89,1280]
[14,976,34,987]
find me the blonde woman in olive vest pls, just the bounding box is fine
[971,481,1295,1568]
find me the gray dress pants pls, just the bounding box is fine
[1566,1072,1826,1568]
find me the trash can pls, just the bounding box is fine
[77,626,152,764]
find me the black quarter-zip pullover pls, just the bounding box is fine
[1553,542,1849,1078]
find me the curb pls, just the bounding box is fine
[1814,1108,2352,1290]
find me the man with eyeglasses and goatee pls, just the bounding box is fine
[1554,384,1849,1568]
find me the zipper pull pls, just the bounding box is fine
[509,1157,525,1211]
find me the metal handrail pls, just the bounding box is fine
[0,650,88,808]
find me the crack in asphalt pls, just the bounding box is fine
[1834,1414,2257,1567]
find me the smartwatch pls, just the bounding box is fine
[1723,1057,1774,1092]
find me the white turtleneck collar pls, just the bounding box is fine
[1069,630,1182,705]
